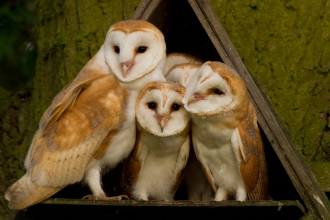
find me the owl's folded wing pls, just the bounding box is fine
[232,103,268,200]
[27,73,127,187]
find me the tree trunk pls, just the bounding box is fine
[210,0,330,190]
[0,0,140,218]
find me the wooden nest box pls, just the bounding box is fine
[12,0,330,219]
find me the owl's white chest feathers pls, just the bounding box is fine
[132,130,189,201]
[191,115,243,191]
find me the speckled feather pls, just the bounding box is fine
[5,73,127,209]
[236,103,268,200]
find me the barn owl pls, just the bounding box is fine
[5,20,166,209]
[163,52,203,76]
[165,63,214,201]
[121,82,190,201]
[182,61,268,201]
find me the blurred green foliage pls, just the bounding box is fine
[0,0,37,91]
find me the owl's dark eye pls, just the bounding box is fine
[213,89,224,95]
[114,46,120,53]
[137,46,147,53]
[171,103,181,111]
[147,102,157,109]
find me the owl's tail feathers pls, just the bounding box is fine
[4,174,63,210]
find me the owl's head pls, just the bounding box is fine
[165,63,200,87]
[182,61,249,119]
[104,20,166,88]
[163,52,203,76]
[136,82,190,137]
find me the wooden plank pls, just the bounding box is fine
[38,198,305,208]
[131,0,162,20]
[12,199,305,220]
[186,0,330,219]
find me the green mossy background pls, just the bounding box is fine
[210,0,330,177]
[1,0,330,219]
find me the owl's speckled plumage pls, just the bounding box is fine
[122,82,190,201]
[5,20,166,209]
[182,61,268,201]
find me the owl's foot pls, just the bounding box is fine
[82,194,129,201]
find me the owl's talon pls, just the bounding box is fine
[120,195,129,200]
[82,195,96,200]
[82,194,129,201]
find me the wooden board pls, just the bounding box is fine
[10,199,305,220]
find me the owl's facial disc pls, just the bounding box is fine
[104,28,165,84]
[187,93,207,105]
[156,114,170,132]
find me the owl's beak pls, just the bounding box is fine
[158,115,170,132]
[187,93,205,105]
[121,60,134,76]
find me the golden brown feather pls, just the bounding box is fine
[239,103,268,200]
[6,74,128,209]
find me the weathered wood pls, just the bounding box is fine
[10,199,305,220]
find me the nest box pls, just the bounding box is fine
[11,0,330,219]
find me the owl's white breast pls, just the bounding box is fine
[191,114,234,146]
[133,130,190,200]
[138,128,187,157]
[191,115,243,190]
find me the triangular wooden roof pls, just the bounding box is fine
[12,0,330,219]
[132,0,330,219]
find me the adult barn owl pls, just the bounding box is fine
[182,61,268,201]
[163,52,203,76]
[5,20,166,209]
[122,82,190,201]
[165,63,214,201]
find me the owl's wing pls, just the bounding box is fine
[39,69,104,133]
[27,72,128,187]
[171,135,190,193]
[232,103,268,200]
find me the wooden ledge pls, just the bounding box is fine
[12,199,306,220]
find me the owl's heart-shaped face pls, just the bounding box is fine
[182,62,249,118]
[136,82,190,137]
[104,20,166,84]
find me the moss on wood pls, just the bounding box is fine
[210,0,330,187]
[0,89,31,220]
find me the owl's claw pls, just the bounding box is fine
[82,194,129,201]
